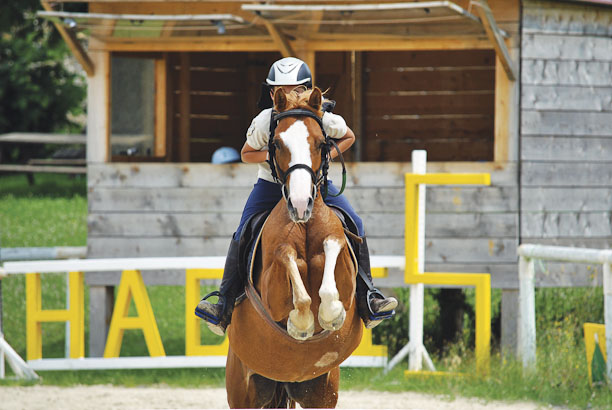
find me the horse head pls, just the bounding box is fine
[270,87,326,223]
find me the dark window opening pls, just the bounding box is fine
[362,50,496,162]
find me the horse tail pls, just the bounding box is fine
[268,384,295,408]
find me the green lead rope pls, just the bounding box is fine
[323,138,347,199]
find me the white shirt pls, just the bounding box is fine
[245,108,348,183]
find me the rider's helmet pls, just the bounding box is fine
[265,57,312,88]
[211,146,241,164]
[258,57,312,109]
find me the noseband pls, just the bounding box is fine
[267,108,346,199]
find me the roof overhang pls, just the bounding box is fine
[37,0,516,80]
[37,11,258,39]
[242,1,490,38]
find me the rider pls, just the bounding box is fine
[196,57,397,336]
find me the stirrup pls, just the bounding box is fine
[194,291,224,325]
[366,289,396,321]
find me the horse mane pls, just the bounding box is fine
[280,89,324,118]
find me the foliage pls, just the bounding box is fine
[0,1,86,162]
[373,287,503,358]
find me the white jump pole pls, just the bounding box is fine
[385,151,434,373]
[407,151,434,371]
[408,150,427,371]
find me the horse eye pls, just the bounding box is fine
[273,140,281,149]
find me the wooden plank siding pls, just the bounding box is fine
[520,1,612,266]
[362,50,496,162]
[87,162,520,288]
[169,52,281,162]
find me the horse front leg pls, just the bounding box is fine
[318,236,346,331]
[280,246,315,341]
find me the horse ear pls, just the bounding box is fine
[273,88,287,112]
[308,87,322,111]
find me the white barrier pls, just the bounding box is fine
[0,255,402,376]
[517,244,612,377]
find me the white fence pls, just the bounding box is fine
[0,255,403,378]
[517,244,612,376]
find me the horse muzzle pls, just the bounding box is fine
[284,183,316,223]
[287,195,314,223]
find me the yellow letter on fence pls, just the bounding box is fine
[104,270,165,358]
[26,271,84,361]
[185,268,229,356]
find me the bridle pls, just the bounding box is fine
[266,108,346,200]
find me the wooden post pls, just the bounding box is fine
[178,53,191,162]
[262,19,295,58]
[40,1,94,76]
[154,57,167,158]
[351,51,363,162]
[295,45,315,85]
[501,289,519,356]
[89,286,114,357]
[472,0,517,81]
[86,50,109,163]
[518,256,536,370]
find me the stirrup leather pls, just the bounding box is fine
[366,289,396,321]
[194,291,225,325]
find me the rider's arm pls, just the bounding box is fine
[331,127,355,159]
[323,111,355,159]
[241,143,268,163]
[242,109,272,163]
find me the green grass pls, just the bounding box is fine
[0,174,87,247]
[2,173,612,408]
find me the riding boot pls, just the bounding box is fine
[355,236,398,329]
[195,237,242,336]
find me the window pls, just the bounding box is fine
[110,54,166,160]
[362,50,496,162]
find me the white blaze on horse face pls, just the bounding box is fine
[280,120,312,220]
[318,237,345,330]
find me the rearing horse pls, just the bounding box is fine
[226,87,362,408]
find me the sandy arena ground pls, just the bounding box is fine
[0,385,551,410]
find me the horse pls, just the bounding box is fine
[225,87,362,408]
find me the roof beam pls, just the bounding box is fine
[41,1,95,76]
[260,18,295,57]
[472,0,517,81]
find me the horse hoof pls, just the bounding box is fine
[318,308,346,331]
[287,318,314,341]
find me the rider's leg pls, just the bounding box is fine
[195,179,282,335]
[323,182,398,329]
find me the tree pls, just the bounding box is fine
[0,1,86,161]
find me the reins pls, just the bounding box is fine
[267,108,347,200]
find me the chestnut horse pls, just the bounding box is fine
[226,87,362,408]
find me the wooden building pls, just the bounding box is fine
[40,0,612,356]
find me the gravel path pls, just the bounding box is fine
[0,385,547,410]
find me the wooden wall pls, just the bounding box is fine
[87,162,520,288]
[168,52,280,162]
[520,0,612,285]
[362,50,496,161]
